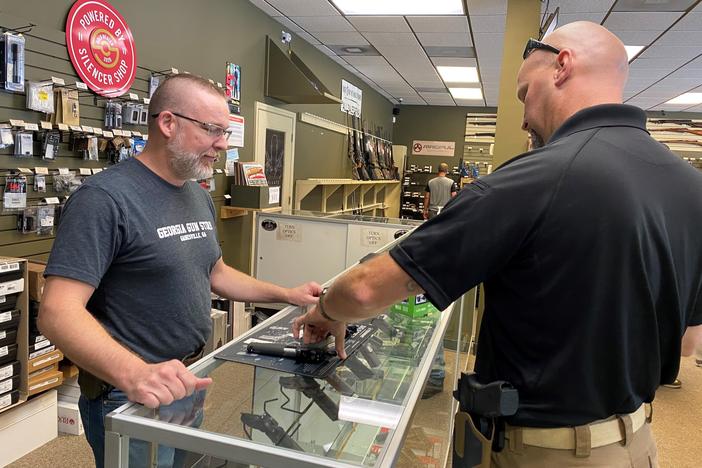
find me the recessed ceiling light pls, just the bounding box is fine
[624,45,644,62]
[449,87,483,100]
[331,0,464,16]
[665,93,702,105]
[437,66,479,83]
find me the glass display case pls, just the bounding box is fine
[105,235,470,468]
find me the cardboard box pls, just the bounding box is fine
[28,349,63,373]
[204,309,227,354]
[26,262,46,302]
[391,294,438,318]
[28,363,58,382]
[60,363,79,380]
[57,375,80,401]
[229,184,280,209]
[57,399,83,435]
[28,369,63,396]
[0,390,57,466]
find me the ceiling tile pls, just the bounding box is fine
[265,0,340,17]
[603,12,683,31]
[431,57,478,67]
[249,0,282,17]
[314,32,369,46]
[364,32,417,47]
[612,0,697,12]
[424,46,476,58]
[469,15,506,33]
[671,10,702,30]
[555,12,607,25]
[416,32,472,47]
[347,16,411,32]
[407,16,470,33]
[343,56,389,66]
[297,31,322,44]
[546,0,615,13]
[655,30,702,46]
[467,0,507,16]
[289,16,355,32]
[274,16,304,32]
[614,30,662,45]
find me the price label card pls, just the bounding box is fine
[129,92,139,101]
[58,123,69,131]
[79,168,92,175]
[35,167,49,175]
[224,194,231,200]
[75,81,88,90]
[9,119,24,127]
[40,121,53,130]
[103,131,114,138]
[17,167,31,174]
[24,123,39,131]
[208,79,215,84]
[92,168,103,174]
[132,131,142,137]
[143,98,150,105]
[216,82,223,88]
[81,126,93,133]
[171,67,179,74]
[143,135,149,141]
[215,169,224,174]
[122,130,132,137]
[94,128,103,135]
[113,129,123,136]
[70,125,82,132]
[44,197,60,204]
[51,76,66,86]
[58,168,70,175]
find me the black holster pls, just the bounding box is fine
[452,372,519,468]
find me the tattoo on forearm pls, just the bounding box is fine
[406,280,418,292]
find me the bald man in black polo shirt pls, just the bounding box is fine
[292,21,702,467]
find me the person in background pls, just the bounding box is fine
[423,162,458,220]
[38,74,321,468]
[292,21,702,467]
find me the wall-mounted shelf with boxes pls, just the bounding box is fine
[295,178,400,218]
[400,164,461,220]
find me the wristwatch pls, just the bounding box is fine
[318,287,337,322]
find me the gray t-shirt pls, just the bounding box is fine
[426,176,458,212]
[45,157,221,363]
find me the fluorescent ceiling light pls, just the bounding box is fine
[437,66,479,83]
[624,45,644,61]
[665,93,702,105]
[331,0,464,16]
[449,87,483,100]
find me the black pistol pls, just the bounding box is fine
[279,375,339,421]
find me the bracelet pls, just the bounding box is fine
[317,287,337,322]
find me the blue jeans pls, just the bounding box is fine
[78,387,206,468]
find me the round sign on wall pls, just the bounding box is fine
[65,0,137,97]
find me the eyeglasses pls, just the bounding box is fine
[522,38,561,60]
[151,111,232,139]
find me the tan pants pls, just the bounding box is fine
[491,423,658,467]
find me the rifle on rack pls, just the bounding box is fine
[352,116,370,180]
[362,120,385,180]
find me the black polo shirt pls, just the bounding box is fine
[390,104,702,427]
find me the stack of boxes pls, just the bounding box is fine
[0,260,24,411]
[26,263,63,397]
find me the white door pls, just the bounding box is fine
[254,102,296,210]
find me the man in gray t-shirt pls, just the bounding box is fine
[423,163,458,219]
[39,74,321,467]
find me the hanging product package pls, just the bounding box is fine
[59,89,80,125]
[34,173,46,193]
[0,127,13,149]
[53,171,82,194]
[26,81,55,113]
[42,130,60,160]
[17,206,36,234]
[3,174,27,210]
[13,131,33,157]
[36,204,55,236]
[0,33,25,92]
[86,136,98,161]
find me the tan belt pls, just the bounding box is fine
[507,405,647,451]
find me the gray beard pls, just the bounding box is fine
[166,136,214,180]
[529,130,545,149]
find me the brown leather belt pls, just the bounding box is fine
[181,346,205,367]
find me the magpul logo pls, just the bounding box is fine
[66,0,137,97]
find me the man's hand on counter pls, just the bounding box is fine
[121,360,212,408]
[292,306,348,360]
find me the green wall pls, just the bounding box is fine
[393,105,497,170]
[0,0,393,272]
